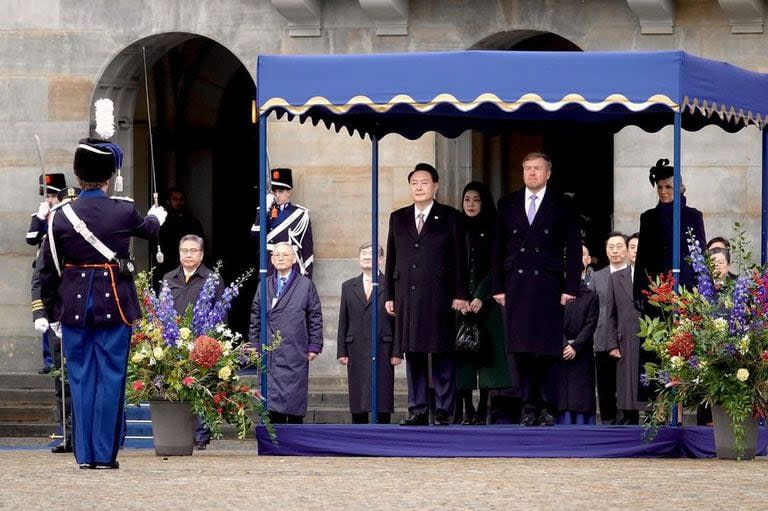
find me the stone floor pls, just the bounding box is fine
[1,438,767,510]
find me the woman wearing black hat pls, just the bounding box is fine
[633,158,705,401]
[633,158,706,307]
[454,181,514,425]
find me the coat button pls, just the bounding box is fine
[518,269,524,274]
[534,270,539,276]
[106,314,112,319]
[544,229,549,234]
[77,294,82,299]
[535,248,540,253]
[103,271,109,277]
[411,285,416,290]
[414,243,419,248]
[520,248,525,252]
[512,229,518,234]
[74,315,79,320]
[81,273,86,278]
[105,292,110,298]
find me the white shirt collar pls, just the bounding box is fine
[183,265,201,278]
[415,200,434,221]
[609,263,628,273]
[525,186,546,202]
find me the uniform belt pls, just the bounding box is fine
[64,263,119,268]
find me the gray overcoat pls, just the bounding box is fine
[249,272,323,417]
[612,266,645,411]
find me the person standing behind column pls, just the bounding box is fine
[39,139,166,469]
[250,168,314,278]
[589,232,627,425]
[337,243,399,424]
[249,242,323,424]
[385,163,469,426]
[491,152,582,427]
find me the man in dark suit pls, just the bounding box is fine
[337,242,398,424]
[491,152,582,426]
[589,232,628,425]
[162,233,224,448]
[39,139,166,469]
[385,163,468,426]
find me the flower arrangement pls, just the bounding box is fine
[126,268,279,441]
[639,225,768,456]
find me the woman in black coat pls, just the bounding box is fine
[633,158,706,402]
[454,181,512,424]
[558,243,599,424]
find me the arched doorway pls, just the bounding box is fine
[93,33,258,334]
[440,31,614,264]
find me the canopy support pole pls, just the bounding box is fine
[671,109,682,426]
[370,132,380,424]
[259,114,269,404]
[762,126,768,265]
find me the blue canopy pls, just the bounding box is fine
[257,50,768,138]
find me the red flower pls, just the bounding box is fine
[667,331,695,359]
[643,272,677,305]
[216,407,224,415]
[182,376,196,387]
[131,331,148,347]
[190,336,224,369]
[761,351,768,361]
[132,380,145,391]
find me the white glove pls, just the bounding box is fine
[265,192,275,211]
[147,205,168,226]
[34,318,49,333]
[36,200,50,220]
[50,321,62,339]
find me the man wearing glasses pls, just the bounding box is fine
[249,242,323,424]
[162,234,224,449]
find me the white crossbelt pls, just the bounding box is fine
[60,203,117,263]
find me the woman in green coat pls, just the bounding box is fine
[454,182,513,424]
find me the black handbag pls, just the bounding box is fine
[455,318,481,353]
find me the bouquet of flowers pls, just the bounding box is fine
[126,267,278,441]
[639,225,768,455]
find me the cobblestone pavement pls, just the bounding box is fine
[1,439,767,511]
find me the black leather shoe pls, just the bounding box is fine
[521,413,538,427]
[93,461,119,469]
[538,411,556,427]
[399,413,428,426]
[79,463,94,470]
[433,412,451,426]
[195,443,208,451]
[51,443,73,453]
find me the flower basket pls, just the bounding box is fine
[640,225,768,460]
[126,268,278,446]
[149,400,197,456]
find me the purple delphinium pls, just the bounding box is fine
[688,356,700,369]
[152,374,165,390]
[687,232,716,303]
[723,343,738,356]
[191,272,220,336]
[156,281,179,347]
[640,372,650,387]
[728,276,751,336]
[209,283,240,329]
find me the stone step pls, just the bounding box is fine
[0,422,59,437]
[0,405,56,422]
[0,373,54,389]
[0,388,56,406]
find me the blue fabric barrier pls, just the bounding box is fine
[255,425,768,458]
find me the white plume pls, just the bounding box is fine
[94,98,115,139]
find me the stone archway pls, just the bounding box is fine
[92,32,258,333]
[437,30,613,262]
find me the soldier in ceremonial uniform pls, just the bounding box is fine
[250,168,314,278]
[27,173,66,373]
[39,140,167,469]
[31,186,80,453]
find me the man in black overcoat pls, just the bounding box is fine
[491,152,582,426]
[337,242,398,424]
[385,163,469,426]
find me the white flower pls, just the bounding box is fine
[153,346,165,361]
[179,327,191,340]
[712,318,728,334]
[736,368,750,382]
[218,366,232,380]
[131,352,144,363]
[670,356,684,368]
[739,334,750,355]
